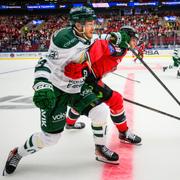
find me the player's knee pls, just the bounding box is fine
[88,103,109,126]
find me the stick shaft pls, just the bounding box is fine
[124,98,180,121]
[129,46,180,106]
[111,72,141,83]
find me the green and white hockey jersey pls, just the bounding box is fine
[172,48,180,67]
[173,48,180,59]
[34,27,98,93]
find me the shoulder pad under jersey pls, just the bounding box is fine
[52,27,79,49]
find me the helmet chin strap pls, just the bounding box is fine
[73,25,90,41]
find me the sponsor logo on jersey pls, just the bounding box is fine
[52,113,66,122]
[41,109,47,127]
[67,79,84,89]
[80,87,93,97]
[108,44,116,55]
[63,38,77,48]
[46,50,59,60]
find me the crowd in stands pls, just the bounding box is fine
[96,12,180,49]
[0,12,179,52]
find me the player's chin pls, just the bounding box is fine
[86,33,93,39]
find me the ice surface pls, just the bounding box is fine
[0,57,180,180]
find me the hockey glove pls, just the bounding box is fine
[33,78,56,110]
[110,31,130,49]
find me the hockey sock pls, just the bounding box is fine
[88,103,108,145]
[17,133,43,157]
[91,124,107,145]
[111,110,128,133]
[17,132,61,157]
[105,91,128,132]
[66,108,80,125]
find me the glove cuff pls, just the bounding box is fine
[110,32,122,46]
[33,81,54,91]
[114,32,122,45]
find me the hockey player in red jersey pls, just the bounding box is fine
[65,26,142,144]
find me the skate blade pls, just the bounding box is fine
[96,156,119,165]
[120,139,142,146]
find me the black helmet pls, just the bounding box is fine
[120,26,139,39]
[69,6,96,25]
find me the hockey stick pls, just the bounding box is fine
[124,98,180,121]
[111,72,141,83]
[127,43,180,106]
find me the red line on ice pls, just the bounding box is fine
[101,73,135,180]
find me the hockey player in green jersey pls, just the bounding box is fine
[163,48,180,78]
[172,48,180,78]
[3,6,121,176]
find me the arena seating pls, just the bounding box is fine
[0,12,179,52]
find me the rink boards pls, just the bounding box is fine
[0,49,174,60]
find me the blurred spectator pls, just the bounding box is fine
[0,12,179,52]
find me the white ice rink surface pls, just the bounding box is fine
[0,56,180,180]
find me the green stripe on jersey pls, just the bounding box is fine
[35,66,51,73]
